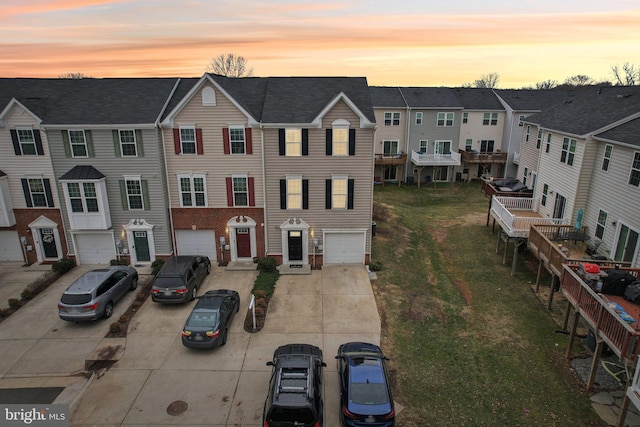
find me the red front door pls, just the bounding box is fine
[236,228,251,258]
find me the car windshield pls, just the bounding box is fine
[154,277,184,288]
[269,407,314,423]
[187,311,217,327]
[349,357,390,405]
[60,293,92,305]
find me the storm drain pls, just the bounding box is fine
[167,400,188,416]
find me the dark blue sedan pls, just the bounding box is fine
[336,342,395,427]
[181,289,240,349]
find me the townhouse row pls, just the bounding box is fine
[0,75,375,267]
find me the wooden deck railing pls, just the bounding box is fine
[561,265,640,361]
[490,196,563,237]
[529,224,588,276]
[459,150,508,163]
[374,152,407,165]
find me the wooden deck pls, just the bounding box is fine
[459,150,507,164]
[374,153,407,166]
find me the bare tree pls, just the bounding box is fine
[206,53,253,78]
[469,72,500,88]
[612,63,640,86]
[535,79,558,90]
[58,72,91,79]
[563,74,594,87]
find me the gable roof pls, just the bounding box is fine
[0,78,180,125]
[59,165,105,180]
[523,86,640,136]
[397,87,462,109]
[594,117,640,148]
[493,88,580,112]
[370,87,407,108]
[450,87,504,110]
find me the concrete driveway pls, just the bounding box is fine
[0,266,380,427]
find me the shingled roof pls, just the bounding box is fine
[370,87,407,108]
[450,87,504,110]
[594,117,640,148]
[398,87,462,109]
[493,88,580,111]
[523,86,640,136]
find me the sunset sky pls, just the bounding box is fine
[1,0,639,88]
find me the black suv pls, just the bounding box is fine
[263,343,326,427]
[151,255,210,303]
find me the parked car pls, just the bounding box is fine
[336,342,395,427]
[151,255,210,303]
[181,289,240,348]
[263,343,326,427]
[58,266,138,322]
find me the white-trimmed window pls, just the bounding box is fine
[178,174,206,207]
[536,129,543,149]
[286,129,302,156]
[384,112,400,126]
[232,175,249,206]
[27,178,48,207]
[415,112,423,125]
[596,210,608,239]
[518,114,526,126]
[545,133,552,153]
[541,184,549,206]
[180,126,197,154]
[119,130,137,156]
[483,112,498,126]
[437,112,454,127]
[332,176,348,209]
[124,176,143,210]
[287,176,303,210]
[465,139,472,151]
[332,126,349,156]
[462,112,468,124]
[525,125,530,142]
[419,140,428,153]
[17,128,36,155]
[66,182,98,213]
[602,144,613,171]
[561,137,577,166]
[229,126,246,154]
[68,130,88,157]
[630,152,640,187]
[522,167,528,186]
[383,140,399,156]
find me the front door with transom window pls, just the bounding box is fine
[288,230,303,262]
[134,231,150,262]
[41,228,58,258]
[236,228,251,258]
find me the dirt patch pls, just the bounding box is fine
[453,278,473,305]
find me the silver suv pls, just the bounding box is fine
[58,266,138,321]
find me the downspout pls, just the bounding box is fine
[155,78,182,258]
[398,87,411,181]
[260,122,268,258]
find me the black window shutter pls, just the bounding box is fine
[142,180,150,210]
[62,130,71,157]
[21,179,33,207]
[348,179,355,209]
[302,179,309,209]
[136,130,144,157]
[44,179,54,207]
[348,129,356,156]
[325,179,332,209]
[119,180,128,210]
[10,130,21,155]
[86,130,95,157]
[280,179,286,209]
[302,129,309,156]
[34,130,44,155]
[113,130,121,157]
[279,129,285,155]
[325,129,332,155]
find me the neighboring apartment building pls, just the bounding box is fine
[519,86,640,267]
[0,78,179,265]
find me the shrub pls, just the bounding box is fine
[110,258,129,266]
[257,257,277,273]
[8,298,20,308]
[109,322,121,334]
[20,289,33,300]
[118,315,129,324]
[151,259,165,276]
[0,308,8,318]
[253,272,279,298]
[52,257,76,275]
[369,260,383,272]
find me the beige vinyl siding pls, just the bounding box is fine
[373,108,406,153]
[583,141,640,264]
[264,100,374,255]
[517,124,541,183]
[1,106,59,209]
[164,83,263,208]
[47,127,174,256]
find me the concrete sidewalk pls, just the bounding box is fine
[69,265,380,426]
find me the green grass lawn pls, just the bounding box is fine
[371,182,603,426]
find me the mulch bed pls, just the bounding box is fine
[105,277,154,338]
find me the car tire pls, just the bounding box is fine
[190,286,197,301]
[206,264,211,275]
[222,328,228,345]
[130,277,138,291]
[104,302,114,319]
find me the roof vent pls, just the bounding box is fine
[563,100,573,104]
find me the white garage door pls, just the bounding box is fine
[324,232,366,264]
[0,230,22,261]
[75,234,115,264]
[176,230,217,261]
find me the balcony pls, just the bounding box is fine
[459,150,507,164]
[410,150,461,167]
[374,152,407,166]
[490,196,564,238]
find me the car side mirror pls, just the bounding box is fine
[266,361,274,366]
[321,362,327,367]
[335,355,343,360]
[383,356,390,361]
